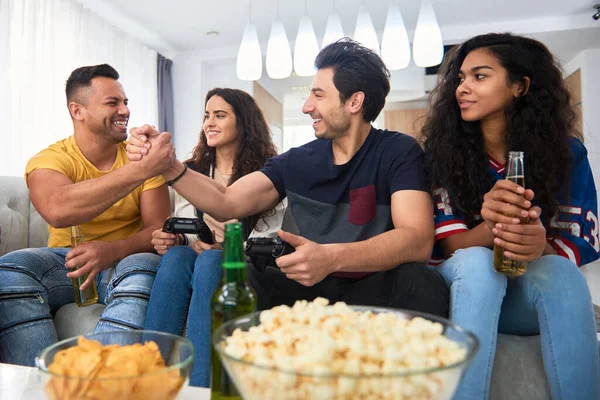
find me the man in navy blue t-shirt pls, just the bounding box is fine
[129,39,448,317]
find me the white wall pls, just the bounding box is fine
[0,3,9,175]
[565,49,600,184]
[172,51,205,160]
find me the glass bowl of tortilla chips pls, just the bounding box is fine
[35,330,194,400]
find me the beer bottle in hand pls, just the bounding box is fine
[69,225,98,306]
[493,151,529,277]
[210,222,256,400]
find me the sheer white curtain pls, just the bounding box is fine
[0,0,158,177]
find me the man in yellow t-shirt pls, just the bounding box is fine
[0,64,172,366]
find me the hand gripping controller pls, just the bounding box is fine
[245,237,295,272]
[162,217,214,245]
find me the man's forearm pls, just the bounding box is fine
[329,227,434,273]
[47,163,148,228]
[112,226,158,259]
[166,161,240,221]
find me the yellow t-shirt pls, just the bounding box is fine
[25,135,165,248]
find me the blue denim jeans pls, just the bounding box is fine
[144,246,222,388]
[0,247,160,366]
[438,247,599,400]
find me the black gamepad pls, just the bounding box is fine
[245,237,295,272]
[162,217,214,245]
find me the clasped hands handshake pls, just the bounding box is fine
[481,180,547,262]
[126,124,177,179]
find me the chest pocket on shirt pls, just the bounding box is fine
[349,184,376,225]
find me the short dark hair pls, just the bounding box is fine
[314,38,390,122]
[65,64,119,103]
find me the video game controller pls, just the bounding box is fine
[162,217,214,245]
[245,237,295,272]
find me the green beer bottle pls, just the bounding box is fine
[210,222,256,400]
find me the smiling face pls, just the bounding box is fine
[202,95,240,150]
[78,77,129,143]
[456,48,522,124]
[301,67,351,140]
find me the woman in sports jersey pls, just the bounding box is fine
[423,33,599,399]
[144,88,284,387]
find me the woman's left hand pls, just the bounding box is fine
[191,230,222,254]
[492,206,546,262]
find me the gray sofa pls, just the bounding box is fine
[2,175,597,399]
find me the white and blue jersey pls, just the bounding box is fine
[431,137,600,267]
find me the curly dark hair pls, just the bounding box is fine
[186,88,278,235]
[422,32,582,228]
[315,38,390,122]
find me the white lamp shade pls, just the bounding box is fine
[381,5,410,70]
[236,22,262,81]
[321,13,344,49]
[293,15,319,76]
[266,18,292,79]
[412,0,444,67]
[353,8,380,55]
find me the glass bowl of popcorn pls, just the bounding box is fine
[35,330,194,400]
[213,298,478,400]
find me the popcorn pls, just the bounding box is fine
[218,298,468,400]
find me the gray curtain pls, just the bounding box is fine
[157,53,174,135]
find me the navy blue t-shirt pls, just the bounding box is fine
[261,127,426,277]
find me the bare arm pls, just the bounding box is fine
[167,160,280,221]
[65,184,170,290]
[125,129,280,220]
[112,184,170,257]
[28,163,149,228]
[440,180,553,259]
[280,190,434,280]
[440,221,495,258]
[277,190,435,286]
[329,190,434,272]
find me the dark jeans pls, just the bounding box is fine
[247,262,449,317]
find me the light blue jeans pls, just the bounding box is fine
[438,247,599,400]
[144,246,222,388]
[0,247,160,366]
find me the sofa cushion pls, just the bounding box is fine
[491,334,551,399]
[28,201,48,248]
[54,303,106,341]
[0,176,48,254]
[0,176,33,254]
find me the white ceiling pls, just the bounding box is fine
[87,0,600,58]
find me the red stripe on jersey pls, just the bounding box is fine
[549,237,581,267]
[488,155,506,174]
[435,228,468,242]
[435,220,468,242]
[436,219,466,228]
[429,259,444,267]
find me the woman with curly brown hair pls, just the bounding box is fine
[144,88,285,387]
[424,33,599,399]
